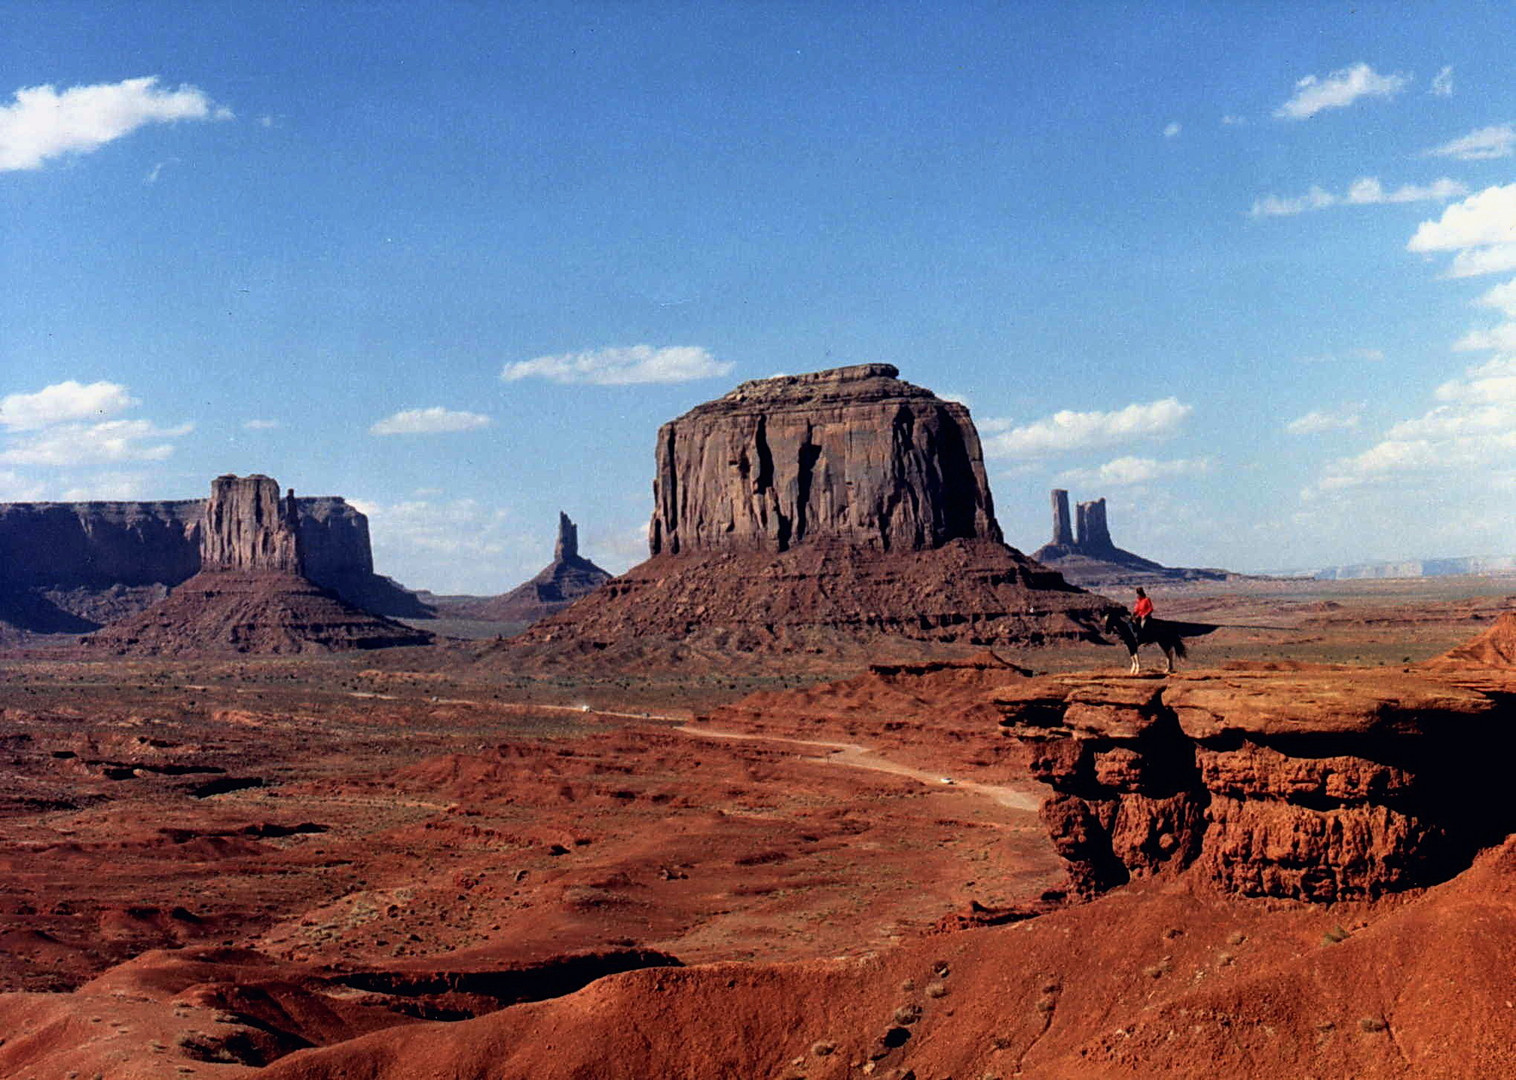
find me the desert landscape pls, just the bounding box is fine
[0,365,1512,1079]
[6,6,1516,1077]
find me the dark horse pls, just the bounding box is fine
[1102,610,1217,675]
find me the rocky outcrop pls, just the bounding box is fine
[82,475,432,655]
[0,486,429,632]
[509,367,1105,663]
[202,475,302,572]
[649,365,1001,556]
[1032,490,1229,587]
[996,666,1511,901]
[434,513,612,626]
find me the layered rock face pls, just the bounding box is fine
[437,513,612,625]
[997,666,1510,901]
[512,367,1104,661]
[649,364,1001,555]
[0,487,428,632]
[1032,489,1227,587]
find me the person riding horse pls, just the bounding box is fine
[1131,587,1153,640]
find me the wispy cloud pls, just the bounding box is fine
[1251,177,1466,218]
[981,398,1191,458]
[59,472,151,501]
[1163,121,1181,139]
[501,345,732,386]
[0,76,231,172]
[0,419,194,466]
[1424,124,1514,161]
[1286,406,1362,435]
[0,380,138,431]
[370,406,491,436]
[1406,183,1516,278]
[1055,456,1211,486]
[242,418,281,431]
[1474,278,1516,317]
[1430,66,1454,97]
[1274,62,1410,121]
[1221,114,1246,127]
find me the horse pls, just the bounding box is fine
[1102,610,1216,675]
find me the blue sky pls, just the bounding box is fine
[2,1,1513,591]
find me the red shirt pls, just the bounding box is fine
[1133,596,1154,619]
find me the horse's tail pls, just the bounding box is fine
[1171,634,1188,660]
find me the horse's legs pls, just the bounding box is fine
[1163,647,1176,674]
[1129,651,1140,675]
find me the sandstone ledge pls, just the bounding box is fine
[997,663,1512,901]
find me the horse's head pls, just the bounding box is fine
[1101,609,1127,635]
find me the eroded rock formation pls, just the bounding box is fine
[202,474,302,572]
[435,512,612,626]
[997,666,1510,900]
[649,364,1001,555]
[0,486,428,634]
[83,475,431,655]
[511,367,1105,661]
[1032,489,1228,587]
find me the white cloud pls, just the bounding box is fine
[1424,124,1514,161]
[0,469,46,500]
[1315,354,1516,493]
[1430,66,1454,97]
[1163,121,1181,139]
[1286,407,1362,435]
[1453,322,1516,354]
[356,497,542,594]
[1274,63,1410,120]
[1407,183,1516,252]
[0,419,194,466]
[982,398,1191,458]
[1055,456,1211,486]
[369,407,492,436]
[242,418,281,431]
[1408,184,1516,278]
[0,76,231,172]
[1252,177,1466,218]
[1221,114,1246,126]
[58,472,150,501]
[0,380,138,431]
[1474,278,1516,317]
[501,345,732,385]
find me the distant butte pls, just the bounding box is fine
[1031,488,1231,587]
[82,474,432,656]
[503,365,1107,665]
[434,512,612,625]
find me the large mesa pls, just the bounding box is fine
[509,366,1105,662]
[649,364,1000,555]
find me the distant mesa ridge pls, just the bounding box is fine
[1032,488,1229,587]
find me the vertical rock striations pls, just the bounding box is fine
[649,364,1001,556]
[202,475,302,572]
